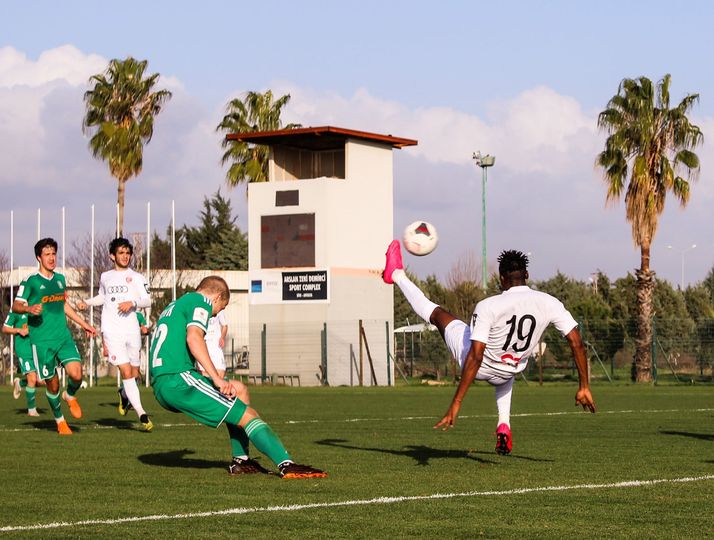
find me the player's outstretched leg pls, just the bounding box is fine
[236,410,327,479]
[227,423,270,475]
[382,240,439,324]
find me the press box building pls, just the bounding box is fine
[227,126,417,386]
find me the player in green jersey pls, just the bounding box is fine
[150,275,326,478]
[3,310,40,416]
[12,238,97,435]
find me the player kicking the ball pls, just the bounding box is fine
[77,237,153,431]
[150,276,326,478]
[383,240,595,455]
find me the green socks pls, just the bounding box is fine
[227,423,250,459]
[45,391,63,420]
[25,386,37,410]
[19,379,28,389]
[243,418,291,466]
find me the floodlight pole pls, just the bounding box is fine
[473,152,496,290]
[667,244,697,290]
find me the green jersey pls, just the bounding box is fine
[15,272,71,344]
[136,312,148,327]
[149,292,212,378]
[3,311,32,359]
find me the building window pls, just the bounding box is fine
[261,213,315,268]
[273,146,345,180]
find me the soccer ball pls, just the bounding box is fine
[403,221,438,256]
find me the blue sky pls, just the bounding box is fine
[2,1,713,286]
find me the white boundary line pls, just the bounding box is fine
[1,474,712,533]
[1,407,713,433]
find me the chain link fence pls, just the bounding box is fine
[393,318,714,384]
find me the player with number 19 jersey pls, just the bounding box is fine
[470,285,577,375]
[149,292,213,378]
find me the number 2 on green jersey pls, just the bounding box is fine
[151,323,169,368]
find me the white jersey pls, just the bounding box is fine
[204,311,227,347]
[470,285,577,375]
[87,269,151,335]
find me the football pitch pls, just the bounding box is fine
[1,382,712,538]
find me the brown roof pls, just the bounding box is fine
[225,126,417,151]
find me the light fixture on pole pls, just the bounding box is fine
[667,244,697,290]
[473,151,495,290]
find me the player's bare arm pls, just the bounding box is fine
[187,326,235,397]
[219,323,228,349]
[77,294,103,311]
[12,299,42,316]
[435,340,486,430]
[565,328,596,413]
[64,303,97,337]
[2,325,29,337]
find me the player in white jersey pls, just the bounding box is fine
[77,237,153,431]
[198,310,228,379]
[383,240,595,455]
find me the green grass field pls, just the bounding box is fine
[1,381,713,538]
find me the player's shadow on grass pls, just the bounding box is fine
[137,449,227,470]
[22,419,82,433]
[316,438,501,466]
[99,401,120,409]
[14,407,44,415]
[95,417,136,430]
[660,430,714,441]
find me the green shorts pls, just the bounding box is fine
[31,337,81,381]
[152,371,247,428]
[16,352,35,375]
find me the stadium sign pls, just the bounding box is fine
[249,269,330,304]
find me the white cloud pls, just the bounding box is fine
[0,45,106,87]
[1,46,711,284]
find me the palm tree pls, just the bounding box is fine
[597,74,702,382]
[83,57,172,236]
[216,90,300,187]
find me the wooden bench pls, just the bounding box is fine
[240,374,301,386]
[275,374,301,386]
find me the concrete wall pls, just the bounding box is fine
[247,139,395,386]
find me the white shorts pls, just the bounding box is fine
[198,343,226,372]
[103,332,142,367]
[443,320,515,386]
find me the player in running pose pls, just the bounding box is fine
[77,237,153,431]
[3,309,39,416]
[12,238,97,435]
[197,310,228,379]
[383,240,595,454]
[150,276,327,478]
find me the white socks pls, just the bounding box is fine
[495,378,514,427]
[392,270,439,323]
[122,377,146,417]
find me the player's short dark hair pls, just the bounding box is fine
[109,237,133,255]
[197,275,230,302]
[34,238,58,258]
[498,250,529,277]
